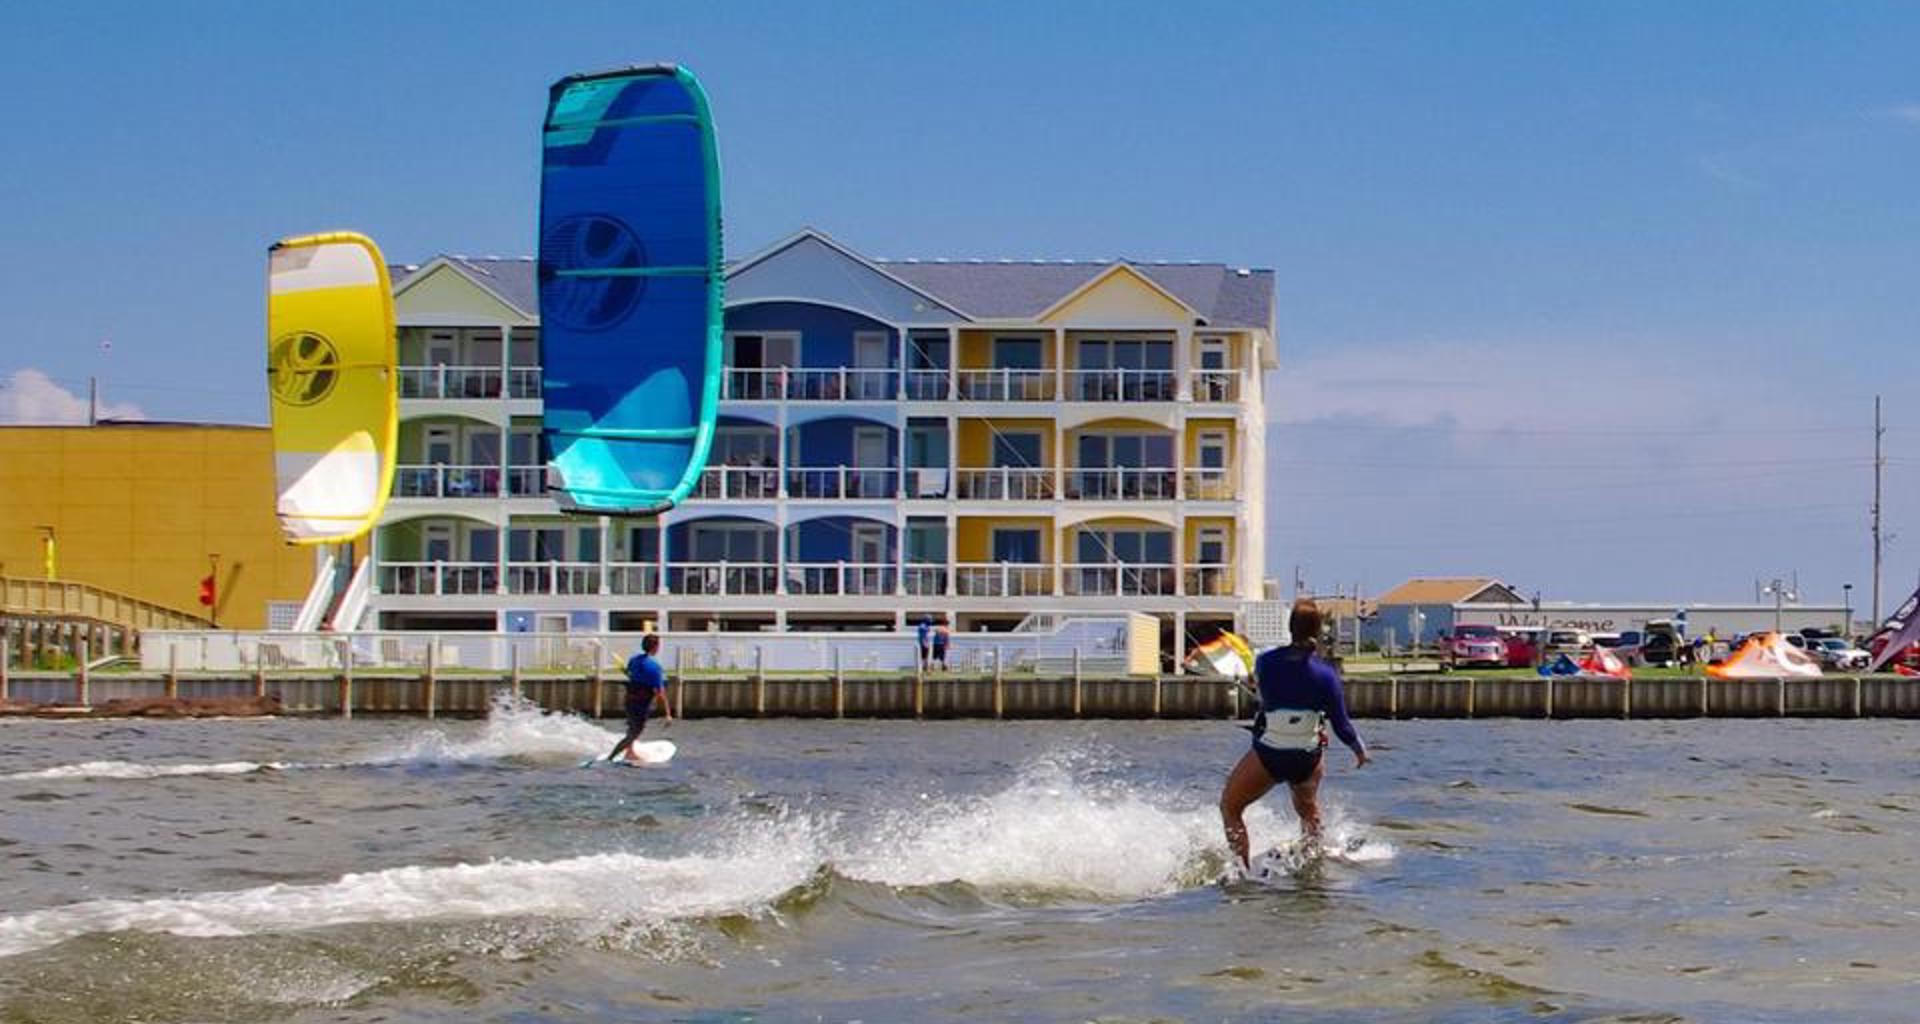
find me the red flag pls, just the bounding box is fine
[198,573,216,607]
[1866,582,1920,674]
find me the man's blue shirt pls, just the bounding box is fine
[623,653,666,709]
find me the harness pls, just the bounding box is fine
[1253,707,1326,753]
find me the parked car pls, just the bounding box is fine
[1595,630,1645,665]
[1542,629,1593,661]
[1639,623,1690,667]
[1805,637,1870,671]
[1502,629,1541,668]
[1444,624,1509,669]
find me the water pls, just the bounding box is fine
[1,700,1916,1022]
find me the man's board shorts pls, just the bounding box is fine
[625,701,652,733]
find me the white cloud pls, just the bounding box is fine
[0,369,144,424]
[1883,104,1920,125]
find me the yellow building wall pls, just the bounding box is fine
[1183,419,1237,464]
[956,330,1056,370]
[1183,516,1237,561]
[955,516,1054,562]
[956,418,1054,467]
[0,425,316,628]
[1040,267,1192,325]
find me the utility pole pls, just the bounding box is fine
[1871,395,1885,625]
[88,377,98,426]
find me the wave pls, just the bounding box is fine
[0,751,1393,959]
[0,694,608,782]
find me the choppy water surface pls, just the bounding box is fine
[0,703,1915,1023]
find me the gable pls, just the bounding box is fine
[728,235,965,324]
[394,263,530,326]
[1463,582,1525,604]
[1040,265,1197,326]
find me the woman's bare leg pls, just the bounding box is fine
[1287,754,1327,842]
[1219,750,1276,869]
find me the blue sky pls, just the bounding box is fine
[1,1,1916,607]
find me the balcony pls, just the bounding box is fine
[1183,564,1237,597]
[1183,468,1234,501]
[1189,369,1241,403]
[1066,368,1177,402]
[505,466,548,497]
[667,562,779,596]
[955,467,1056,501]
[904,369,950,401]
[1065,468,1178,501]
[398,366,503,400]
[902,565,948,596]
[693,465,781,500]
[395,465,501,499]
[1062,563,1176,597]
[605,564,660,596]
[507,367,543,399]
[956,369,1054,402]
[785,563,897,596]
[379,562,497,596]
[787,368,896,401]
[786,467,899,500]
[506,562,602,596]
[955,563,1053,597]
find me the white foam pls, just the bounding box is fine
[371,692,617,764]
[0,814,822,960]
[0,760,286,781]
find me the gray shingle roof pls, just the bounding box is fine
[399,237,1273,329]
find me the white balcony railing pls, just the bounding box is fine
[1183,564,1237,597]
[394,464,501,499]
[606,564,660,596]
[955,563,1053,597]
[508,366,543,399]
[1183,468,1234,501]
[506,562,602,596]
[1065,467,1178,501]
[722,368,785,401]
[378,562,497,596]
[955,467,1056,501]
[787,368,897,401]
[693,465,781,500]
[1065,368,1178,402]
[786,467,899,500]
[956,368,1054,402]
[902,565,948,596]
[904,369,951,401]
[785,563,897,596]
[397,366,503,400]
[505,466,548,497]
[667,562,779,596]
[1062,563,1177,596]
[1189,369,1241,403]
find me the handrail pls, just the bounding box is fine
[0,576,213,630]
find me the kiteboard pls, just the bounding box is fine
[580,740,677,768]
[538,63,724,517]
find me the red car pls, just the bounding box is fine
[1445,624,1509,668]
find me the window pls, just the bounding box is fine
[992,431,1043,468]
[425,427,454,465]
[1197,528,1227,564]
[992,337,1042,369]
[907,334,950,369]
[1077,433,1174,467]
[467,431,500,467]
[906,425,948,468]
[689,524,775,563]
[850,524,887,564]
[1198,432,1227,470]
[1199,338,1228,370]
[424,524,453,562]
[577,527,601,563]
[713,426,777,466]
[991,528,1042,563]
[1077,528,1173,564]
[853,427,891,467]
[905,521,947,563]
[469,529,499,562]
[509,527,567,562]
[509,429,542,466]
[724,332,799,367]
[628,526,659,562]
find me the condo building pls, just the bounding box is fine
[356,229,1275,665]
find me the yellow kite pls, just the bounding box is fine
[266,232,397,544]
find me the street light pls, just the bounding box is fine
[1843,583,1854,640]
[1761,578,1798,635]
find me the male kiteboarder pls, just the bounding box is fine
[606,633,673,762]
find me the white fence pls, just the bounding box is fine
[139,615,1147,676]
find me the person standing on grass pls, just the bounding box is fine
[1219,599,1369,870]
[606,633,673,762]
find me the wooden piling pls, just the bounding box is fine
[1,637,10,702]
[75,640,89,707]
[992,649,1004,719]
[589,640,604,720]
[341,641,358,720]
[1388,676,1399,719]
[1777,677,1787,717]
[165,644,179,699]
[1543,677,1554,719]
[912,653,925,719]
[1464,677,1476,718]
[509,644,522,702]
[1853,675,1863,718]
[1621,677,1632,719]
[254,645,266,699]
